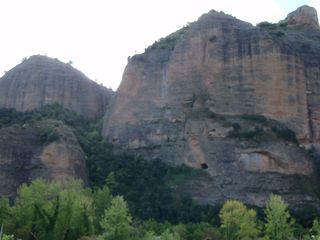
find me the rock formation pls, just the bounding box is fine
[285,5,319,29]
[0,55,114,119]
[0,120,87,198]
[103,6,320,210]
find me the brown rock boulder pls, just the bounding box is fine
[0,55,114,119]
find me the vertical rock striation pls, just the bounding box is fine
[103,6,320,209]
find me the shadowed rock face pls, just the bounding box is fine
[0,55,114,119]
[103,6,320,209]
[0,120,87,198]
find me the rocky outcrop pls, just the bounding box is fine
[0,120,87,198]
[103,6,320,209]
[0,55,114,119]
[284,5,319,29]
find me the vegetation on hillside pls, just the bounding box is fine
[144,25,190,53]
[0,104,319,239]
[0,179,319,239]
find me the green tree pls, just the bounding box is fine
[93,185,112,231]
[143,229,180,240]
[2,234,14,240]
[219,199,259,240]
[160,229,181,240]
[0,198,10,227]
[52,180,95,240]
[143,231,157,240]
[173,222,221,240]
[99,196,133,240]
[264,194,295,240]
[11,179,60,239]
[10,179,95,240]
[313,218,320,235]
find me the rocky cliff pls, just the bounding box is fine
[0,119,87,198]
[103,6,320,210]
[0,55,114,119]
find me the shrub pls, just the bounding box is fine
[271,125,298,144]
[228,126,264,140]
[241,114,267,123]
[257,21,278,29]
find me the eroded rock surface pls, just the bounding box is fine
[285,5,319,29]
[104,6,320,210]
[0,120,87,197]
[0,55,114,119]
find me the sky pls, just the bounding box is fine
[0,0,319,91]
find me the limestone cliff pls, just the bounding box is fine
[0,119,87,198]
[0,55,114,119]
[103,6,320,210]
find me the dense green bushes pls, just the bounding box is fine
[0,180,319,240]
[84,134,217,223]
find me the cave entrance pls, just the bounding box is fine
[201,163,208,169]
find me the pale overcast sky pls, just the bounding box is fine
[0,0,319,90]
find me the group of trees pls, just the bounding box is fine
[0,179,320,240]
[1,105,320,239]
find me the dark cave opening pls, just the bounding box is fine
[201,163,208,169]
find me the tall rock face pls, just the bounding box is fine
[0,120,87,198]
[104,6,320,210]
[0,55,114,119]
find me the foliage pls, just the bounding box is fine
[241,114,267,123]
[219,200,259,240]
[1,234,14,240]
[270,125,298,144]
[228,126,264,140]
[143,231,157,240]
[93,185,113,231]
[0,105,218,224]
[172,222,222,240]
[85,132,217,223]
[3,179,100,240]
[1,177,320,240]
[159,229,181,240]
[38,120,61,143]
[313,219,320,235]
[264,194,295,240]
[0,104,89,130]
[256,22,286,38]
[99,196,133,240]
[256,22,278,29]
[0,198,10,225]
[1,105,320,240]
[144,25,190,53]
[141,219,173,235]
